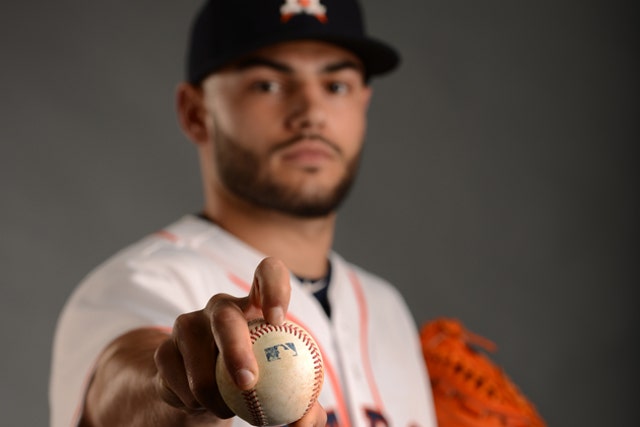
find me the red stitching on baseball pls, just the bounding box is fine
[242,389,267,426]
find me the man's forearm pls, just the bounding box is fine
[79,328,193,427]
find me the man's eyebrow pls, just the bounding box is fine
[233,57,292,73]
[322,59,364,74]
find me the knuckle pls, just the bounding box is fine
[155,375,185,409]
[173,311,199,334]
[153,338,175,368]
[210,299,243,326]
[206,293,240,314]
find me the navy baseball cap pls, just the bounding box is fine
[186,0,400,84]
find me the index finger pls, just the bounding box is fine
[208,294,259,390]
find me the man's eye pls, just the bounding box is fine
[327,81,349,94]
[252,81,281,93]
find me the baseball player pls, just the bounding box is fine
[50,1,437,427]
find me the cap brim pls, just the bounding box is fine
[310,34,401,77]
[189,32,400,84]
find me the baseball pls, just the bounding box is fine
[215,318,324,426]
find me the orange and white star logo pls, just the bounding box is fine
[280,0,328,23]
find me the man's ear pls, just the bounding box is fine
[363,85,373,111]
[176,82,209,145]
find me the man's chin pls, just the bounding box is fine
[261,194,343,218]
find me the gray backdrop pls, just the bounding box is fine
[1,0,637,426]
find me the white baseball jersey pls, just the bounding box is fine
[50,215,437,427]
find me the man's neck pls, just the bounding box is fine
[202,199,335,279]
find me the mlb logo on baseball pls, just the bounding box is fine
[264,342,299,362]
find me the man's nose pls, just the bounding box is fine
[285,83,327,132]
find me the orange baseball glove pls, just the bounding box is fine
[420,318,546,427]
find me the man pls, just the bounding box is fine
[50,1,437,426]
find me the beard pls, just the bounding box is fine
[213,126,361,218]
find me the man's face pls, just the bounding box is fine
[199,41,372,218]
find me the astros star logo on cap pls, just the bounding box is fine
[280,0,328,23]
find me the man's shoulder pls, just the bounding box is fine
[99,215,208,259]
[78,214,265,291]
[66,215,246,313]
[78,215,219,282]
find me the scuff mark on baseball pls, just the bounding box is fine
[215,318,324,426]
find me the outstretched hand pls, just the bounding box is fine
[154,257,327,426]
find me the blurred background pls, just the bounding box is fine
[1,0,637,425]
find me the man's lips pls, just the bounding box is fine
[281,140,335,161]
[272,135,341,163]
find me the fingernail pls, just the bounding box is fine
[235,369,255,388]
[268,307,285,325]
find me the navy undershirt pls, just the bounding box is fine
[295,262,332,318]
